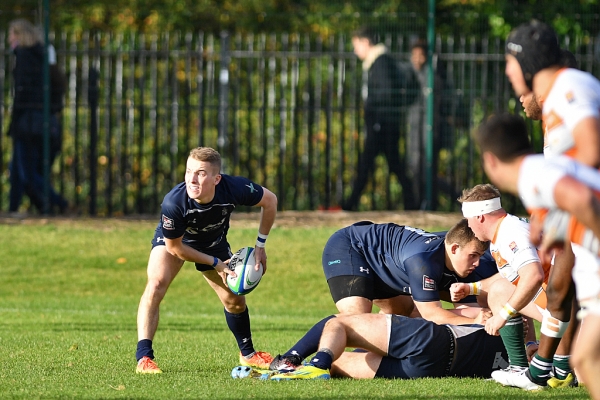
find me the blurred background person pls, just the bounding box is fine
[342,26,418,211]
[6,18,68,215]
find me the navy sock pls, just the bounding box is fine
[310,350,333,370]
[283,315,336,360]
[136,339,154,361]
[225,307,254,356]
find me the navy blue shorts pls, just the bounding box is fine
[375,315,452,379]
[151,227,232,272]
[322,230,403,302]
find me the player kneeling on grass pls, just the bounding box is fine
[237,313,508,380]
[452,184,575,390]
[135,147,277,374]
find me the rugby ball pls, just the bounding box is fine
[227,246,264,295]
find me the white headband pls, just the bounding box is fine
[461,197,502,218]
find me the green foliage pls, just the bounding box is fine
[0,220,592,398]
[3,0,599,37]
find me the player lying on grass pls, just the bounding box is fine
[247,313,508,380]
[452,184,575,388]
[475,113,600,398]
[322,219,499,325]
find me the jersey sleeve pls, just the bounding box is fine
[518,155,565,209]
[226,176,265,206]
[404,252,442,302]
[159,192,188,240]
[556,71,600,132]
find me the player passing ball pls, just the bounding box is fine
[135,147,277,374]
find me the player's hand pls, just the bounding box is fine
[449,283,469,302]
[254,246,267,274]
[485,315,506,336]
[216,259,236,284]
[474,308,492,325]
[526,342,539,362]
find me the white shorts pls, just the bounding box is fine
[571,243,600,318]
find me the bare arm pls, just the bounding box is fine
[414,300,490,325]
[164,236,234,279]
[253,188,278,273]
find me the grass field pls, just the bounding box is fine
[0,218,591,399]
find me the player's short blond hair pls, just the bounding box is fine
[9,19,42,47]
[445,218,490,253]
[189,147,221,172]
[457,184,501,204]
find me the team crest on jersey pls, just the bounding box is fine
[162,214,175,230]
[565,91,575,103]
[423,275,436,291]
[509,241,519,253]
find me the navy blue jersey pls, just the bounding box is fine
[155,174,264,252]
[341,221,495,302]
[376,315,508,379]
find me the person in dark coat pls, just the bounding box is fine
[7,19,67,214]
[342,26,418,211]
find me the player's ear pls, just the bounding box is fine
[450,243,460,254]
[214,173,222,185]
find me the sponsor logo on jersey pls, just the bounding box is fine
[509,241,519,253]
[423,275,436,291]
[162,214,175,230]
[565,91,575,103]
[328,259,341,266]
[246,183,258,193]
[359,267,370,274]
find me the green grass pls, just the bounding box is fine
[0,220,590,399]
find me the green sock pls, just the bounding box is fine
[530,353,553,383]
[552,355,572,380]
[499,315,528,368]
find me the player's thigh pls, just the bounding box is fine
[487,278,515,311]
[331,351,381,379]
[572,314,600,367]
[146,245,185,285]
[201,269,246,309]
[374,295,416,316]
[335,296,373,314]
[335,313,390,355]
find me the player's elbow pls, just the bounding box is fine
[262,189,278,210]
[165,244,184,260]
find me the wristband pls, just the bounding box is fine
[499,302,518,321]
[468,282,481,295]
[526,341,538,348]
[256,232,268,248]
[212,256,219,267]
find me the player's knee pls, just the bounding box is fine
[144,278,169,300]
[221,295,246,313]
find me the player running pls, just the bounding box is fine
[475,113,600,399]
[135,147,277,373]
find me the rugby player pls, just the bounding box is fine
[475,113,600,398]
[135,147,277,373]
[453,184,571,383]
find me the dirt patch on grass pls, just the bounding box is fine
[0,210,463,230]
